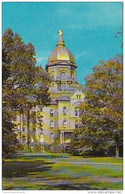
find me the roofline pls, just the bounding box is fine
[57,99,70,101]
[45,62,77,70]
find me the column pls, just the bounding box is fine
[63,132,65,143]
[60,131,64,144]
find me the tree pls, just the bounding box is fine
[2,29,51,158]
[71,59,123,157]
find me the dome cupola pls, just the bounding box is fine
[45,30,76,70]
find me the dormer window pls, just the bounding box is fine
[77,94,81,99]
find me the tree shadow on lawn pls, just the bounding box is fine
[21,153,69,159]
[2,159,53,178]
[49,183,98,190]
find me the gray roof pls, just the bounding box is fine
[50,99,58,105]
[66,87,76,92]
[57,96,70,101]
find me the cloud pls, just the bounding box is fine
[75,51,88,60]
[36,56,48,63]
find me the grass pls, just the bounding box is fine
[2,152,123,190]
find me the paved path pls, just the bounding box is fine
[49,160,122,165]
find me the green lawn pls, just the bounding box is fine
[2,153,123,190]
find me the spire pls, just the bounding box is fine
[57,29,65,47]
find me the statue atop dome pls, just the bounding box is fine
[57,29,65,47]
[58,29,63,41]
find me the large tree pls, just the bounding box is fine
[71,59,123,157]
[2,29,51,158]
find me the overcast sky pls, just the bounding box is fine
[2,2,123,84]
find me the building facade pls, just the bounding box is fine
[15,30,84,149]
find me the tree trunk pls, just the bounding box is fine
[19,113,22,143]
[115,145,119,158]
[27,109,30,150]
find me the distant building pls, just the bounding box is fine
[15,30,84,150]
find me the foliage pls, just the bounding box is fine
[2,29,51,158]
[71,59,123,157]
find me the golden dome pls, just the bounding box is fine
[48,46,75,64]
[47,30,76,67]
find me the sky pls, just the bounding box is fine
[2,2,123,84]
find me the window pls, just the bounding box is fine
[50,133,54,142]
[50,109,54,117]
[40,123,43,127]
[22,116,26,122]
[75,121,78,129]
[63,107,66,115]
[61,83,66,91]
[75,107,79,116]
[50,121,54,129]
[57,83,61,91]
[13,116,17,121]
[51,74,54,79]
[63,120,67,128]
[40,133,44,143]
[22,136,26,143]
[61,72,66,80]
[50,133,54,138]
[77,94,81,99]
[38,115,43,122]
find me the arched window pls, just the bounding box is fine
[75,107,79,116]
[50,133,54,142]
[63,120,67,128]
[50,121,54,129]
[50,133,54,138]
[40,133,44,143]
[50,109,54,117]
[61,72,66,80]
[63,107,66,115]
[75,120,78,129]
